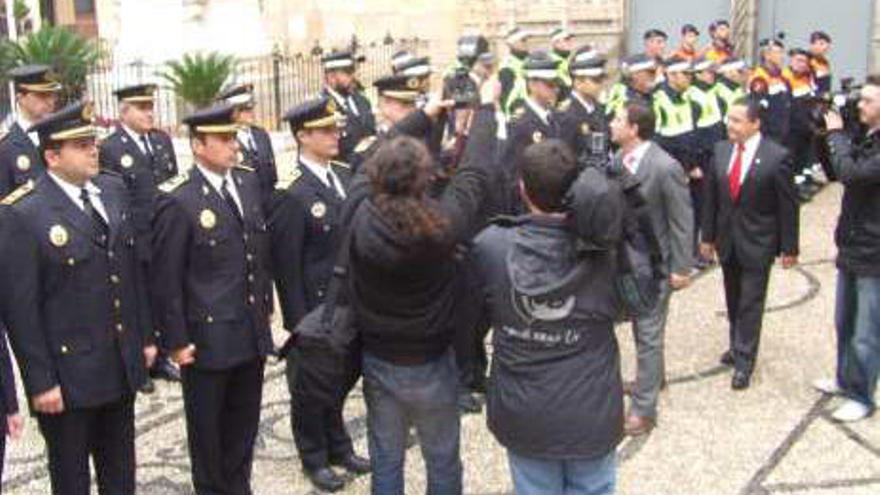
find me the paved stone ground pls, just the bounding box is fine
[4,183,879,494]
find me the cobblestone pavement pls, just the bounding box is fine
[4,184,879,494]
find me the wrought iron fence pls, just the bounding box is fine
[84,38,429,136]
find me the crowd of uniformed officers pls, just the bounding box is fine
[0,16,845,495]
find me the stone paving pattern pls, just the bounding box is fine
[4,184,879,494]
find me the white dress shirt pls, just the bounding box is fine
[622,141,652,175]
[122,124,152,155]
[196,164,243,215]
[572,92,596,114]
[48,172,109,222]
[525,97,552,126]
[300,156,346,199]
[16,115,39,147]
[236,127,257,151]
[728,132,762,185]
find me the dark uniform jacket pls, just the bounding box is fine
[827,130,880,276]
[0,122,45,197]
[1,173,150,410]
[701,137,800,269]
[99,127,178,262]
[269,161,350,330]
[238,125,277,204]
[0,207,22,416]
[323,88,376,163]
[558,94,609,158]
[151,166,273,371]
[501,102,563,214]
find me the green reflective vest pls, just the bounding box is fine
[713,79,746,117]
[603,81,627,116]
[551,50,572,88]
[686,84,723,128]
[653,88,695,137]
[501,55,528,115]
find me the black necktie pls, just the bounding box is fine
[220,178,243,224]
[326,170,344,200]
[141,135,154,162]
[80,188,110,246]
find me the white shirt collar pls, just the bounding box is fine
[16,114,39,146]
[121,124,149,153]
[300,155,346,198]
[196,163,233,192]
[525,97,551,125]
[729,132,762,181]
[48,171,104,211]
[623,141,652,174]
[572,92,596,114]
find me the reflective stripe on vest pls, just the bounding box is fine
[653,90,694,137]
[687,86,723,128]
[502,56,528,115]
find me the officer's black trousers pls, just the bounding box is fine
[182,358,265,495]
[721,259,773,374]
[285,348,354,472]
[36,396,135,495]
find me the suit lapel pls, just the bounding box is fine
[193,167,243,233]
[96,178,123,247]
[717,141,734,206]
[300,163,342,206]
[42,176,101,247]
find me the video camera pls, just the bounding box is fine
[445,35,490,109]
[808,77,865,138]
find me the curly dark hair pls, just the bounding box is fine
[366,136,450,242]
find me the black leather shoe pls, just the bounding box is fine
[731,371,751,390]
[331,454,371,475]
[719,351,734,367]
[140,377,156,394]
[150,357,181,382]
[306,467,345,492]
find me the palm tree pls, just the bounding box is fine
[0,26,101,104]
[158,52,235,109]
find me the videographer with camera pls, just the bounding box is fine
[813,75,880,423]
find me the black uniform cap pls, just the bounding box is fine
[216,83,255,107]
[182,103,240,134]
[29,100,96,143]
[9,64,62,93]
[114,83,157,103]
[373,74,423,102]
[283,97,339,132]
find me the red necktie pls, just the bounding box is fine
[728,143,745,201]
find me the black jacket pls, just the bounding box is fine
[323,88,377,163]
[270,161,350,329]
[99,127,179,262]
[558,94,609,159]
[501,103,564,214]
[0,122,45,197]
[238,125,277,204]
[2,173,150,410]
[345,106,500,365]
[473,214,624,460]
[151,166,274,370]
[0,207,23,415]
[827,130,880,276]
[702,137,800,269]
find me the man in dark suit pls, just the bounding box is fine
[0,65,61,197]
[217,83,277,203]
[701,97,800,390]
[559,46,610,159]
[2,101,155,495]
[269,97,369,492]
[321,50,377,163]
[99,83,181,391]
[151,104,274,494]
[0,207,25,490]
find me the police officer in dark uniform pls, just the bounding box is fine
[321,50,377,163]
[0,64,61,197]
[269,97,370,492]
[559,45,610,158]
[150,104,273,495]
[502,50,564,213]
[99,83,180,391]
[217,83,278,203]
[2,101,155,495]
[0,207,24,489]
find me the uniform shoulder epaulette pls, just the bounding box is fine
[354,136,378,154]
[0,128,9,143]
[158,171,190,193]
[99,168,123,179]
[235,164,256,173]
[330,160,350,170]
[557,99,572,111]
[1,180,34,205]
[275,167,302,191]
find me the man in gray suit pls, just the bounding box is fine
[610,102,695,435]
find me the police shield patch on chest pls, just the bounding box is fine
[199,209,217,229]
[532,131,543,143]
[16,155,30,171]
[581,123,591,135]
[49,225,69,247]
[120,154,134,168]
[311,201,326,219]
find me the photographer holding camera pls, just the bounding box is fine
[813,75,880,423]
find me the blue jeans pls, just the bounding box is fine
[362,350,462,495]
[835,270,880,408]
[508,450,616,495]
